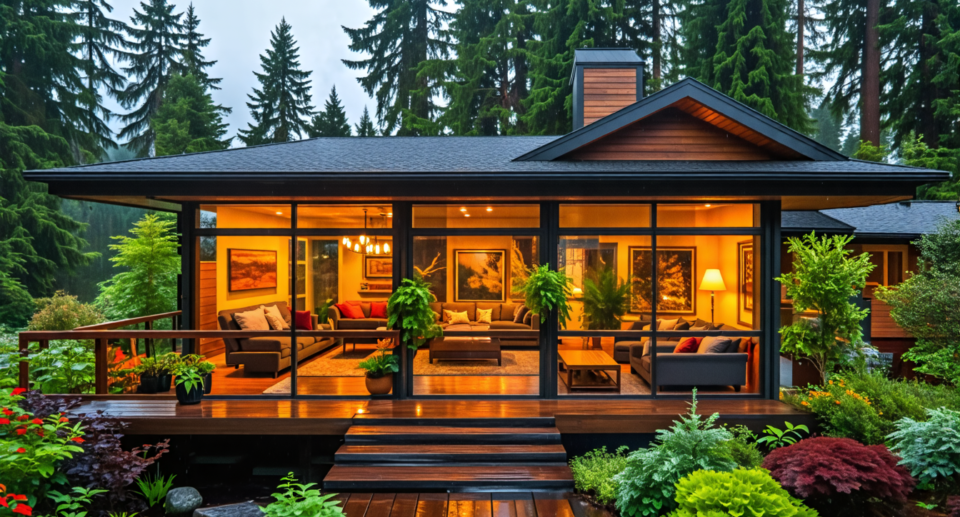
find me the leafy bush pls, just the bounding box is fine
[614,393,737,517]
[839,370,960,425]
[781,377,887,444]
[570,446,629,505]
[670,468,817,517]
[757,422,810,451]
[763,437,915,516]
[29,340,96,394]
[888,407,960,491]
[720,425,764,469]
[520,264,573,327]
[387,277,443,349]
[27,291,104,331]
[262,472,344,517]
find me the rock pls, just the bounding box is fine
[193,502,263,517]
[164,487,203,515]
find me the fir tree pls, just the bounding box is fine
[117,0,185,157]
[309,86,352,137]
[677,0,727,81]
[709,0,814,132]
[355,105,378,136]
[152,73,232,155]
[73,0,131,161]
[812,99,843,151]
[238,18,314,145]
[180,3,220,90]
[342,0,452,135]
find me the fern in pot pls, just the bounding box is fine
[358,342,399,395]
[387,277,443,350]
[582,267,630,348]
[520,264,574,327]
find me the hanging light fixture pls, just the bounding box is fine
[343,208,391,255]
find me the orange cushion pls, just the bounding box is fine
[674,337,701,354]
[370,301,388,319]
[336,303,365,319]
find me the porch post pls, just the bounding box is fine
[180,202,195,354]
[393,202,412,399]
[542,202,559,398]
[761,200,782,399]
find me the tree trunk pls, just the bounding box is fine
[652,0,662,82]
[796,0,805,76]
[861,0,881,146]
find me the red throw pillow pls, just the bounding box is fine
[674,337,701,354]
[370,301,388,319]
[295,311,313,330]
[336,303,365,319]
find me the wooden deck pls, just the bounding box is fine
[71,398,813,435]
[326,492,596,517]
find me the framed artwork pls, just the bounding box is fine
[364,256,393,279]
[510,236,539,300]
[455,249,505,302]
[629,247,696,314]
[414,237,447,302]
[738,241,754,326]
[228,249,278,291]
[560,238,617,292]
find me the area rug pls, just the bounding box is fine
[262,347,377,394]
[557,371,652,396]
[412,350,539,376]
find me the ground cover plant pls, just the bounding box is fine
[262,472,345,517]
[888,407,960,494]
[570,446,629,506]
[670,468,817,517]
[781,377,887,444]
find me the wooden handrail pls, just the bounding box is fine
[74,311,183,330]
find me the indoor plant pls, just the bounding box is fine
[581,267,630,348]
[387,277,443,349]
[358,343,399,395]
[520,264,573,327]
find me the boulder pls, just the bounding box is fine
[164,487,203,515]
[193,502,263,517]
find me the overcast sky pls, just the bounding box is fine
[104,0,380,143]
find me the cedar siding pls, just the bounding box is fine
[583,68,637,125]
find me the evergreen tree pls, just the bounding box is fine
[180,3,220,90]
[813,98,843,151]
[152,73,231,155]
[117,0,185,157]
[238,18,314,145]
[677,0,727,81]
[73,0,130,160]
[708,0,814,132]
[342,0,452,135]
[308,86,352,137]
[355,105,378,136]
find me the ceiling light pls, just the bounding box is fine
[460,207,467,212]
[705,204,711,207]
[486,207,493,212]
[464,213,471,217]
[276,211,283,215]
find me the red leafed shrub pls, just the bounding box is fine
[762,437,915,516]
[948,496,960,517]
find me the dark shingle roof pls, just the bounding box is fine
[25,136,948,181]
[781,211,855,232]
[821,201,960,237]
[573,48,645,64]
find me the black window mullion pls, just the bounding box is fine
[651,202,658,397]
[290,203,298,398]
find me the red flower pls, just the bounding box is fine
[0,418,9,425]
[2,408,12,416]
[16,415,28,421]
[29,419,41,426]
[11,496,25,502]
[15,448,25,454]
[11,502,32,515]
[0,498,7,508]
[70,437,84,444]
[59,417,69,423]
[15,428,26,436]
[10,388,25,396]
[35,430,43,438]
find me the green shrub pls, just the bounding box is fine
[669,468,818,517]
[614,392,737,517]
[262,472,344,517]
[570,446,628,505]
[721,425,764,468]
[888,407,960,491]
[782,377,887,444]
[841,370,960,424]
[28,291,104,331]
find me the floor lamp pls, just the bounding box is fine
[699,269,726,324]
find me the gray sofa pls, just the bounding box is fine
[428,301,539,348]
[218,302,336,377]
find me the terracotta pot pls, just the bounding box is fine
[365,374,393,395]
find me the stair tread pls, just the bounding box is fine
[324,465,574,482]
[337,444,567,454]
[346,426,560,435]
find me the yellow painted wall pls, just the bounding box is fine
[216,234,291,312]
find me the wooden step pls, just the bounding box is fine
[323,465,575,491]
[353,416,557,428]
[344,426,562,445]
[335,444,568,464]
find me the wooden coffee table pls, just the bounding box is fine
[558,350,621,392]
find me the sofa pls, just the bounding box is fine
[218,301,336,377]
[428,301,539,348]
[328,301,389,351]
[614,316,750,391]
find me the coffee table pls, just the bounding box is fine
[558,350,621,392]
[430,326,501,365]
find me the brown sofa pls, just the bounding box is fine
[218,302,336,377]
[428,302,539,348]
[327,302,389,351]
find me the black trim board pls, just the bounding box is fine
[515,78,847,162]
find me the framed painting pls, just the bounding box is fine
[364,256,393,279]
[455,249,506,302]
[510,236,539,300]
[228,249,278,292]
[414,236,447,302]
[738,241,754,326]
[629,247,696,314]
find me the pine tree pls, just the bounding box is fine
[343,0,452,135]
[153,73,232,155]
[180,3,220,90]
[708,0,814,132]
[238,18,314,145]
[812,99,843,151]
[117,0,185,157]
[308,86,352,137]
[355,106,378,136]
[677,0,727,80]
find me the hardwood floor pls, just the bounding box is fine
[325,492,587,517]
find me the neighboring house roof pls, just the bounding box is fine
[571,48,645,65]
[783,201,960,238]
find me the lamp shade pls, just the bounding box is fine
[699,269,726,291]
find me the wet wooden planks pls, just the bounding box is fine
[327,493,581,517]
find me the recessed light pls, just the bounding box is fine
[460,207,467,212]
[276,211,283,215]
[486,207,493,212]
[464,213,471,217]
[704,204,711,208]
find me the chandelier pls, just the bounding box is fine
[342,208,391,255]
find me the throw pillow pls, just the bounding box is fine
[262,305,289,330]
[674,320,691,331]
[641,339,651,356]
[674,337,701,354]
[336,303,365,319]
[233,308,271,331]
[697,336,733,354]
[370,301,388,319]
[445,310,470,325]
[295,310,313,330]
[690,325,707,331]
[523,310,534,326]
[514,305,529,324]
[476,308,493,324]
[658,318,680,330]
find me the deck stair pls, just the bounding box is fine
[323,416,574,492]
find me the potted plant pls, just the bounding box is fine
[171,355,215,405]
[387,277,443,349]
[358,343,399,395]
[520,264,574,328]
[134,357,164,394]
[156,352,178,392]
[581,267,630,348]
[179,354,217,394]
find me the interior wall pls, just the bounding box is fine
[337,237,391,303]
[216,234,290,312]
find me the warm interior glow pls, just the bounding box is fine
[464,213,471,217]
[384,243,391,253]
[460,207,467,212]
[705,204,711,207]
[276,211,283,215]
[342,237,349,246]
[486,207,493,212]
[699,268,727,291]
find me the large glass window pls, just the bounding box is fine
[413,204,540,228]
[298,205,393,229]
[197,204,291,228]
[559,204,651,228]
[656,203,758,227]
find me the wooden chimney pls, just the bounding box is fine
[571,48,645,130]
